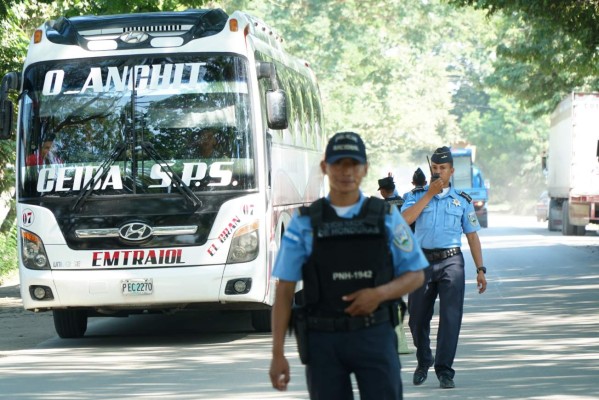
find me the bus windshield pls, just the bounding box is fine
[18,54,255,199]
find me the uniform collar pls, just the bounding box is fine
[446,185,460,198]
[325,191,366,217]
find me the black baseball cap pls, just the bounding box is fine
[378,176,395,190]
[431,146,453,164]
[325,131,367,164]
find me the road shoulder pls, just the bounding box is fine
[0,270,55,351]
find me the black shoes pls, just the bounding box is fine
[413,360,455,389]
[412,361,433,385]
[439,375,455,389]
[413,367,428,385]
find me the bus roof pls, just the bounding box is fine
[46,9,229,47]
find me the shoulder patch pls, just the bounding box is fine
[468,211,479,227]
[458,191,472,203]
[392,224,413,252]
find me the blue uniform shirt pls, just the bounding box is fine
[401,185,480,249]
[272,192,429,282]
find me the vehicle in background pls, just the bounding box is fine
[0,9,325,338]
[450,146,489,228]
[536,190,549,222]
[542,93,599,235]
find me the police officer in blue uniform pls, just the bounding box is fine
[269,132,429,400]
[401,146,488,390]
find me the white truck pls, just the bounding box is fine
[543,92,599,235]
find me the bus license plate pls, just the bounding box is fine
[121,279,153,295]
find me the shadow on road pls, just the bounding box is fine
[44,310,260,348]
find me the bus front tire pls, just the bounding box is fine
[53,309,88,338]
[251,309,272,332]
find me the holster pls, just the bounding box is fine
[290,307,309,364]
[390,302,400,327]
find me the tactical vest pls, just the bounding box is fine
[385,196,404,208]
[299,197,394,317]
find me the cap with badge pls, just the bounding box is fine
[325,131,367,164]
[431,146,453,164]
[378,176,395,191]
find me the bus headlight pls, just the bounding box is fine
[227,220,259,264]
[21,229,50,270]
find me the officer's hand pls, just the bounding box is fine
[269,354,290,391]
[477,272,487,294]
[342,288,380,316]
[428,177,444,196]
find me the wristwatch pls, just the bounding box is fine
[476,266,487,274]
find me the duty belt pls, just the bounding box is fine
[423,247,461,262]
[306,308,390,332]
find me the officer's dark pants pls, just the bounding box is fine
[408,253,465,379]
[305,322,402,400]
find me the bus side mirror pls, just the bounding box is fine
[0,72,19,140]
[266,89,288,130]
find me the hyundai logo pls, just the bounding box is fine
[119,31,149,44]
[119,222,153,241]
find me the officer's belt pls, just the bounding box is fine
[423,247,461,262]
[306,308,390,332]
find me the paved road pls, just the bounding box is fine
[401,215,599,400]
[0,214,598,399]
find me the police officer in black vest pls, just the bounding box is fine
[401,146,487,390]
[378,175,404,208]
[378,175,408,323]
[269,132,429,399]
[403,168,427,233]
[411,168,427,192]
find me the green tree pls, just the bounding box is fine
[228,1,487,162]
[448,0,599,112]
[0,0,579,267]
[458,89,549,204]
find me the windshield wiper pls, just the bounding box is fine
[71,142,127,212]
[139,141,202,210]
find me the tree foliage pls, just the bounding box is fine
[0,0,585,248]
[448,0,599,113]
[225,0,547,200]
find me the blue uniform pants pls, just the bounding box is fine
[408,253,465,379]
[305,322,402,400]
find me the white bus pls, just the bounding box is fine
[0,9,324,338]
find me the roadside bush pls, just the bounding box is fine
[0,221,17,281]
